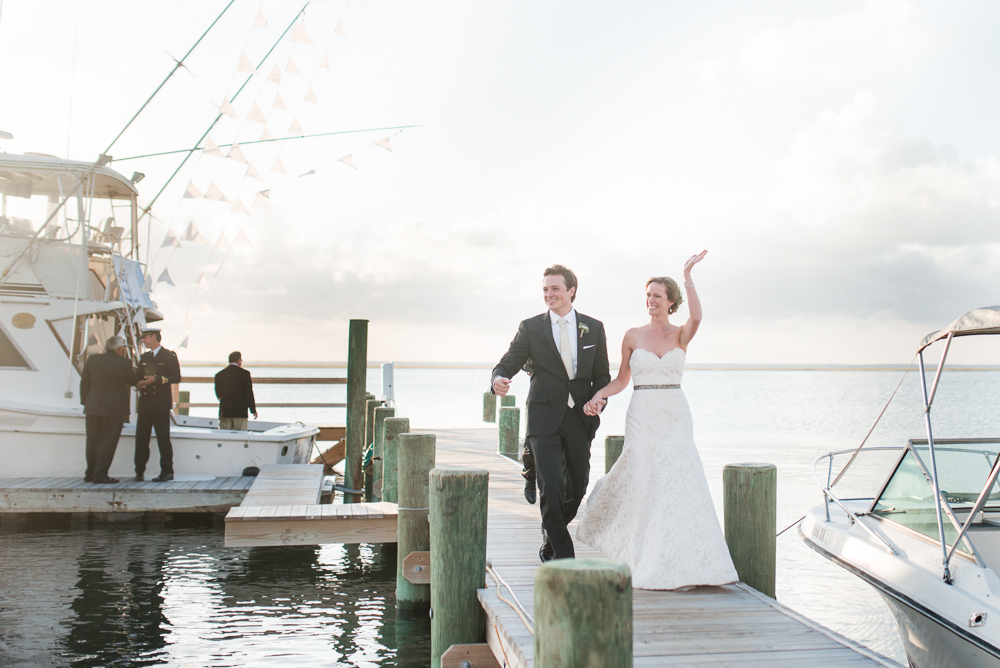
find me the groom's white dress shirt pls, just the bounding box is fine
[549,308,578,377]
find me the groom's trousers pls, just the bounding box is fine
[530,407,592,559]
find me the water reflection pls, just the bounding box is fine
[0,523,430,667]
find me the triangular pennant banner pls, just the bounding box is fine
[253,193,271,210]
[238,53,258,75]
[260,189,271,198]
[157,268,175,286]
[247,104,268,125]
[285,58,300,75]
[183,222,209,244]
[271,158,289,175]
[178,336,189,349]
[272,93,286,110]
[234,229,255,247]
[216,233,232,250]
[376,136,392,152]
[160,229,181,248]
[142,273,153,292]
[304,87,318,104]
[205,183,231,203]
[253,10,267,28]
[227,143,249,164]
[260,128,276,141]
[289,119,304,135]
[291,23,313,44]
[338,154,357,170]
[220,99,239,119]
[335,22,348,39]
[267,64,282,84]
[245,163,264,181]
[232,199,250,215]
[203,138,225,157]
[197,272,212,289]
[320,53,330,69]
[183,182,203,199]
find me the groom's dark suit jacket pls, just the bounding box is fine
[492,311,611,439]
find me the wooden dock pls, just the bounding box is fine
[429,428,903,668]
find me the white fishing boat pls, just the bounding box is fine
[0,152,317,479]
[801,307,1000,668]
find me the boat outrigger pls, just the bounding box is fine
[801,306,1000,668]
[0,152,317,479]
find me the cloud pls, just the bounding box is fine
[741,0,934,83]
[693,58,728,84]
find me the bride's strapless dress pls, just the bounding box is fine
[577,348,738,590]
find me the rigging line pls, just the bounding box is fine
[830,353,917,488]
[66,0,81,159]
[137,3,310,227]
[114,125,421,161]
[103,0,239,156]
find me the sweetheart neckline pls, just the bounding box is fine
[632,347,685,361]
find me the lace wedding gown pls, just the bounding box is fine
[577,348,738,590]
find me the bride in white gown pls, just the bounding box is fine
[577,251,738,590]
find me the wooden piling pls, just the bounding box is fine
[500,395,515,407]
[605,435,625,473]
[723,463,777,599]
[364,398,382,501]
[345,319,368,501]
[382,417,410,504]
[483,393,496,423]
[396,433,436,612]
[429,467,489,668]
[372,406,395,500]
[498,406,520,460]
[534,559,633,668]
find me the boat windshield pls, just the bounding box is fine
[871,441,1000,554]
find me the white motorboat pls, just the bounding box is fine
[801,306,1000,668]
[0,153,317,479]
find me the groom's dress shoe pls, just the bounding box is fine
[151,473,174,483]
[523,477,537,505]
[539,540,555,563]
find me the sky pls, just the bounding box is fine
[1,0,999,365]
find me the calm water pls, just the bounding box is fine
[3,366,1000,665]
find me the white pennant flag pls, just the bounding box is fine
[183,222,209,244]
[157,268,174,286]
[338,154,357,170]
[289,119,304,135]
[285,58,300,75]
[260,189,271,198]
[267,64,282,84]
[220,99,239,119]
[253,193,271,210]
[205,183,231,203]
[238,53,258,75]
[234,229,255,247]
[203,138,225,157]
[228,143,249,163]
[304,87,318,104]
[183,182,203,199]
[216,233,232,250]
[291,23,313,44]
[271,158,289,175]
[197,272,212,289]
[179,336,189,349]
[260,128,276,141]
[232,199,250,215]
[247,104,268,125]
[335,21,348,39]
[320,53,330,69]
[253,10,267,28]
[272,93,286,110]
[376,136,392,152]
[160,229,181,248]
[245,163,264,181]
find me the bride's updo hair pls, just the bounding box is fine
[646,277,683,314]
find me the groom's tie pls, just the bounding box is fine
[558,317,575,408]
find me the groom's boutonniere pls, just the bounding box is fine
[578,322,589,339]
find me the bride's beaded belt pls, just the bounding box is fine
[633,384,680,390]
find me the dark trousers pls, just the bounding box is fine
[85,415,125,480]
[135,410,173,476]
[529,407,592,559]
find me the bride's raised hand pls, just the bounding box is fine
[683,250,707,275]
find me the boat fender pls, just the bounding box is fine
[242,466,260,477]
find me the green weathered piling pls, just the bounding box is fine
[605,435,625,473]
[429,467,489,668]
[498,406,520,460]
[724,463,777,598]
[177,390,189,416]
[396,433,436,612]
[345,319,368,501]
[364,398,383,501]
[500,395,515,407]
[382,417,410,504]
[372,405,395,500]
[534,559,633,668]
[483,392,497,422]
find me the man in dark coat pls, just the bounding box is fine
[491,264,611,562]
[80,335,136,484]
[214,351,257,431]
[134,328,181,482]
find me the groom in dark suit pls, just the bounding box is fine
[492,265,610,561]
